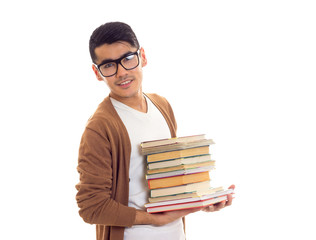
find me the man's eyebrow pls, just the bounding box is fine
[98,51,134,66]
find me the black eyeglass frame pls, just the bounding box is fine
[95,50,140,77]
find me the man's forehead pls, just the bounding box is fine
[94,41,136,63]
[94,41,134,59]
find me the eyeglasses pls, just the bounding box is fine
[95,51,140,77]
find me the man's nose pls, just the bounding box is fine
[116,63,129,77]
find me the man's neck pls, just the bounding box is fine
[110,92,147,113]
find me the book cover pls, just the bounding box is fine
[141,134,206,148]
[142,138,214,155]
[146,189,234,208]
[146,196,228,213]
[148,172,210,189]
[150,181,211,198]
[148,154,213,170]
[146,165,215,180]
[148,186,224,203]
[147,146,210,163]
[147,161,215,175]
[148,171,210,189]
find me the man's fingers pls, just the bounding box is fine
[201,185,235,212]
[226,194,233,206]
[228,184,235,190]
[207,205,215,212]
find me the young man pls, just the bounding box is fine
[76,22,234,240]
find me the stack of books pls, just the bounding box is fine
[141,134,233,213]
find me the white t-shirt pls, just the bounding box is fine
[110,96,185,240]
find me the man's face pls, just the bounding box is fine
[92,41,147,100]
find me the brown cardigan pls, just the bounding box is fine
[76,93,177,240]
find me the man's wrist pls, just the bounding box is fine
[134,210,155,225]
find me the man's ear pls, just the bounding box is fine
[92,65,104,81]
[139,47,147,67]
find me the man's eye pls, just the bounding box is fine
[102,62,115,69]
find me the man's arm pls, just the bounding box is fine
[134,208,201,226]
[76,127,136,227]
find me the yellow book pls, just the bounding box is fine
[148,171,210,190]
[147,146,209,163]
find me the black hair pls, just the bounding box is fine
[89,22,140,63]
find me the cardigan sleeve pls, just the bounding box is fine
[75,127,136,227]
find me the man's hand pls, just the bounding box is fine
[135,207,201,226]
[151,207,201,226]
[202,184,235,212]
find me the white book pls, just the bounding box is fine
[141,134,206,148]
[146,189,234,208]
[148,155,212,170]
[146,165,215,180]
[146,196,228,213]
[148,186,224,203]
[142,138,215,155]
[150,181,211,198]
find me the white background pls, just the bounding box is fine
[1,0,315,239]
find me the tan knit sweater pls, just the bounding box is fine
[76,93,177,240]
